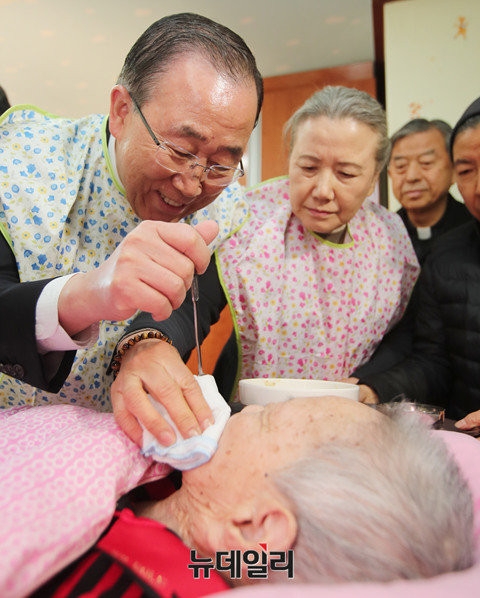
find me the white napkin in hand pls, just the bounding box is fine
[141,374,231,470]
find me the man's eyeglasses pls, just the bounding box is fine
[129,94,244,188]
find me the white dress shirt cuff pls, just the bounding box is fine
[36,274,99,354]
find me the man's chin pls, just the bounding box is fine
[402,200,432,212]
[133,190,222,222]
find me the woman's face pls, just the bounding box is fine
[288,116,380,234]
[453,123,480,221]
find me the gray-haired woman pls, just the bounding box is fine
[211,85,419,400]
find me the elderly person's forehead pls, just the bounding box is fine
[265,395,383,435]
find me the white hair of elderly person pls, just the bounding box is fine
[274,411,473,583]
[136,397,474,585]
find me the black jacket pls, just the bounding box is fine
[397,194,473,265]
[0,233,75,391]
[359,220,480,420]
[352,195,473,380]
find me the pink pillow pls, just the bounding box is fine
[0,405,169,598]
[221,430,480,598]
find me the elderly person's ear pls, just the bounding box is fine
[225,495,297,551]
[109,84,134,139]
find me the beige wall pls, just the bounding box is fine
[384,0,480,209]
[0,0,373,119]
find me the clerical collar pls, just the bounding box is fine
[416,226,432,240]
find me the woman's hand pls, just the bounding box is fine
[340,377,379,404]
[455,410,480,431]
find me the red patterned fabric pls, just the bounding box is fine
[48,509,229,598]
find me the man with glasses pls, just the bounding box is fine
[0,13,262,442]
[130,94,245,191]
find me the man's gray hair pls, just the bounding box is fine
[273,409,474,583]
[283,85,390,171]
[117,12,263,125]
[391,118,453,155]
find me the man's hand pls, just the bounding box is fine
[455,410,480,431]
[110,339,214,446]
[58,220,218,336]
[340,377,379,404]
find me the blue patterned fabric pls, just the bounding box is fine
[0,106,248,409]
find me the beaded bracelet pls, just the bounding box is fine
[110,329,172,378]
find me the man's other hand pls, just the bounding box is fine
[110,339,214,447]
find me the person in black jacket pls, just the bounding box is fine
[357,96,480,426]
[348,119,474,383]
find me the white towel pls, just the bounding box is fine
[142,374,231,470]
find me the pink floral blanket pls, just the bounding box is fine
[0,405,170,597]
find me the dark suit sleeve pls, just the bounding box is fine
[358,264,451,406]
[0,233,76,391]
[124,255,228,361]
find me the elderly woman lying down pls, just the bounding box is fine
[0,397,474,597]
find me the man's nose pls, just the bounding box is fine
[171,169,203,198]
[405,161,422,181]
[313,170,335,201]
[242,404,265,414]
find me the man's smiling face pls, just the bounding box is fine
[109,53,258,222]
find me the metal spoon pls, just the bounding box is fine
[191,274,204,376]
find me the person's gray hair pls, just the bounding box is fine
[283,85,390,172]
[272,408,474,583]
[117,12,263,125]
[390,118,452,155]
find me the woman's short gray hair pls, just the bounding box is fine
[284,85,390,172]
[272,408,474,583]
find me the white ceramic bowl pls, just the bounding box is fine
[238,377,359,406]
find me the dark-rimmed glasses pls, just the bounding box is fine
[130,94,244,188]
